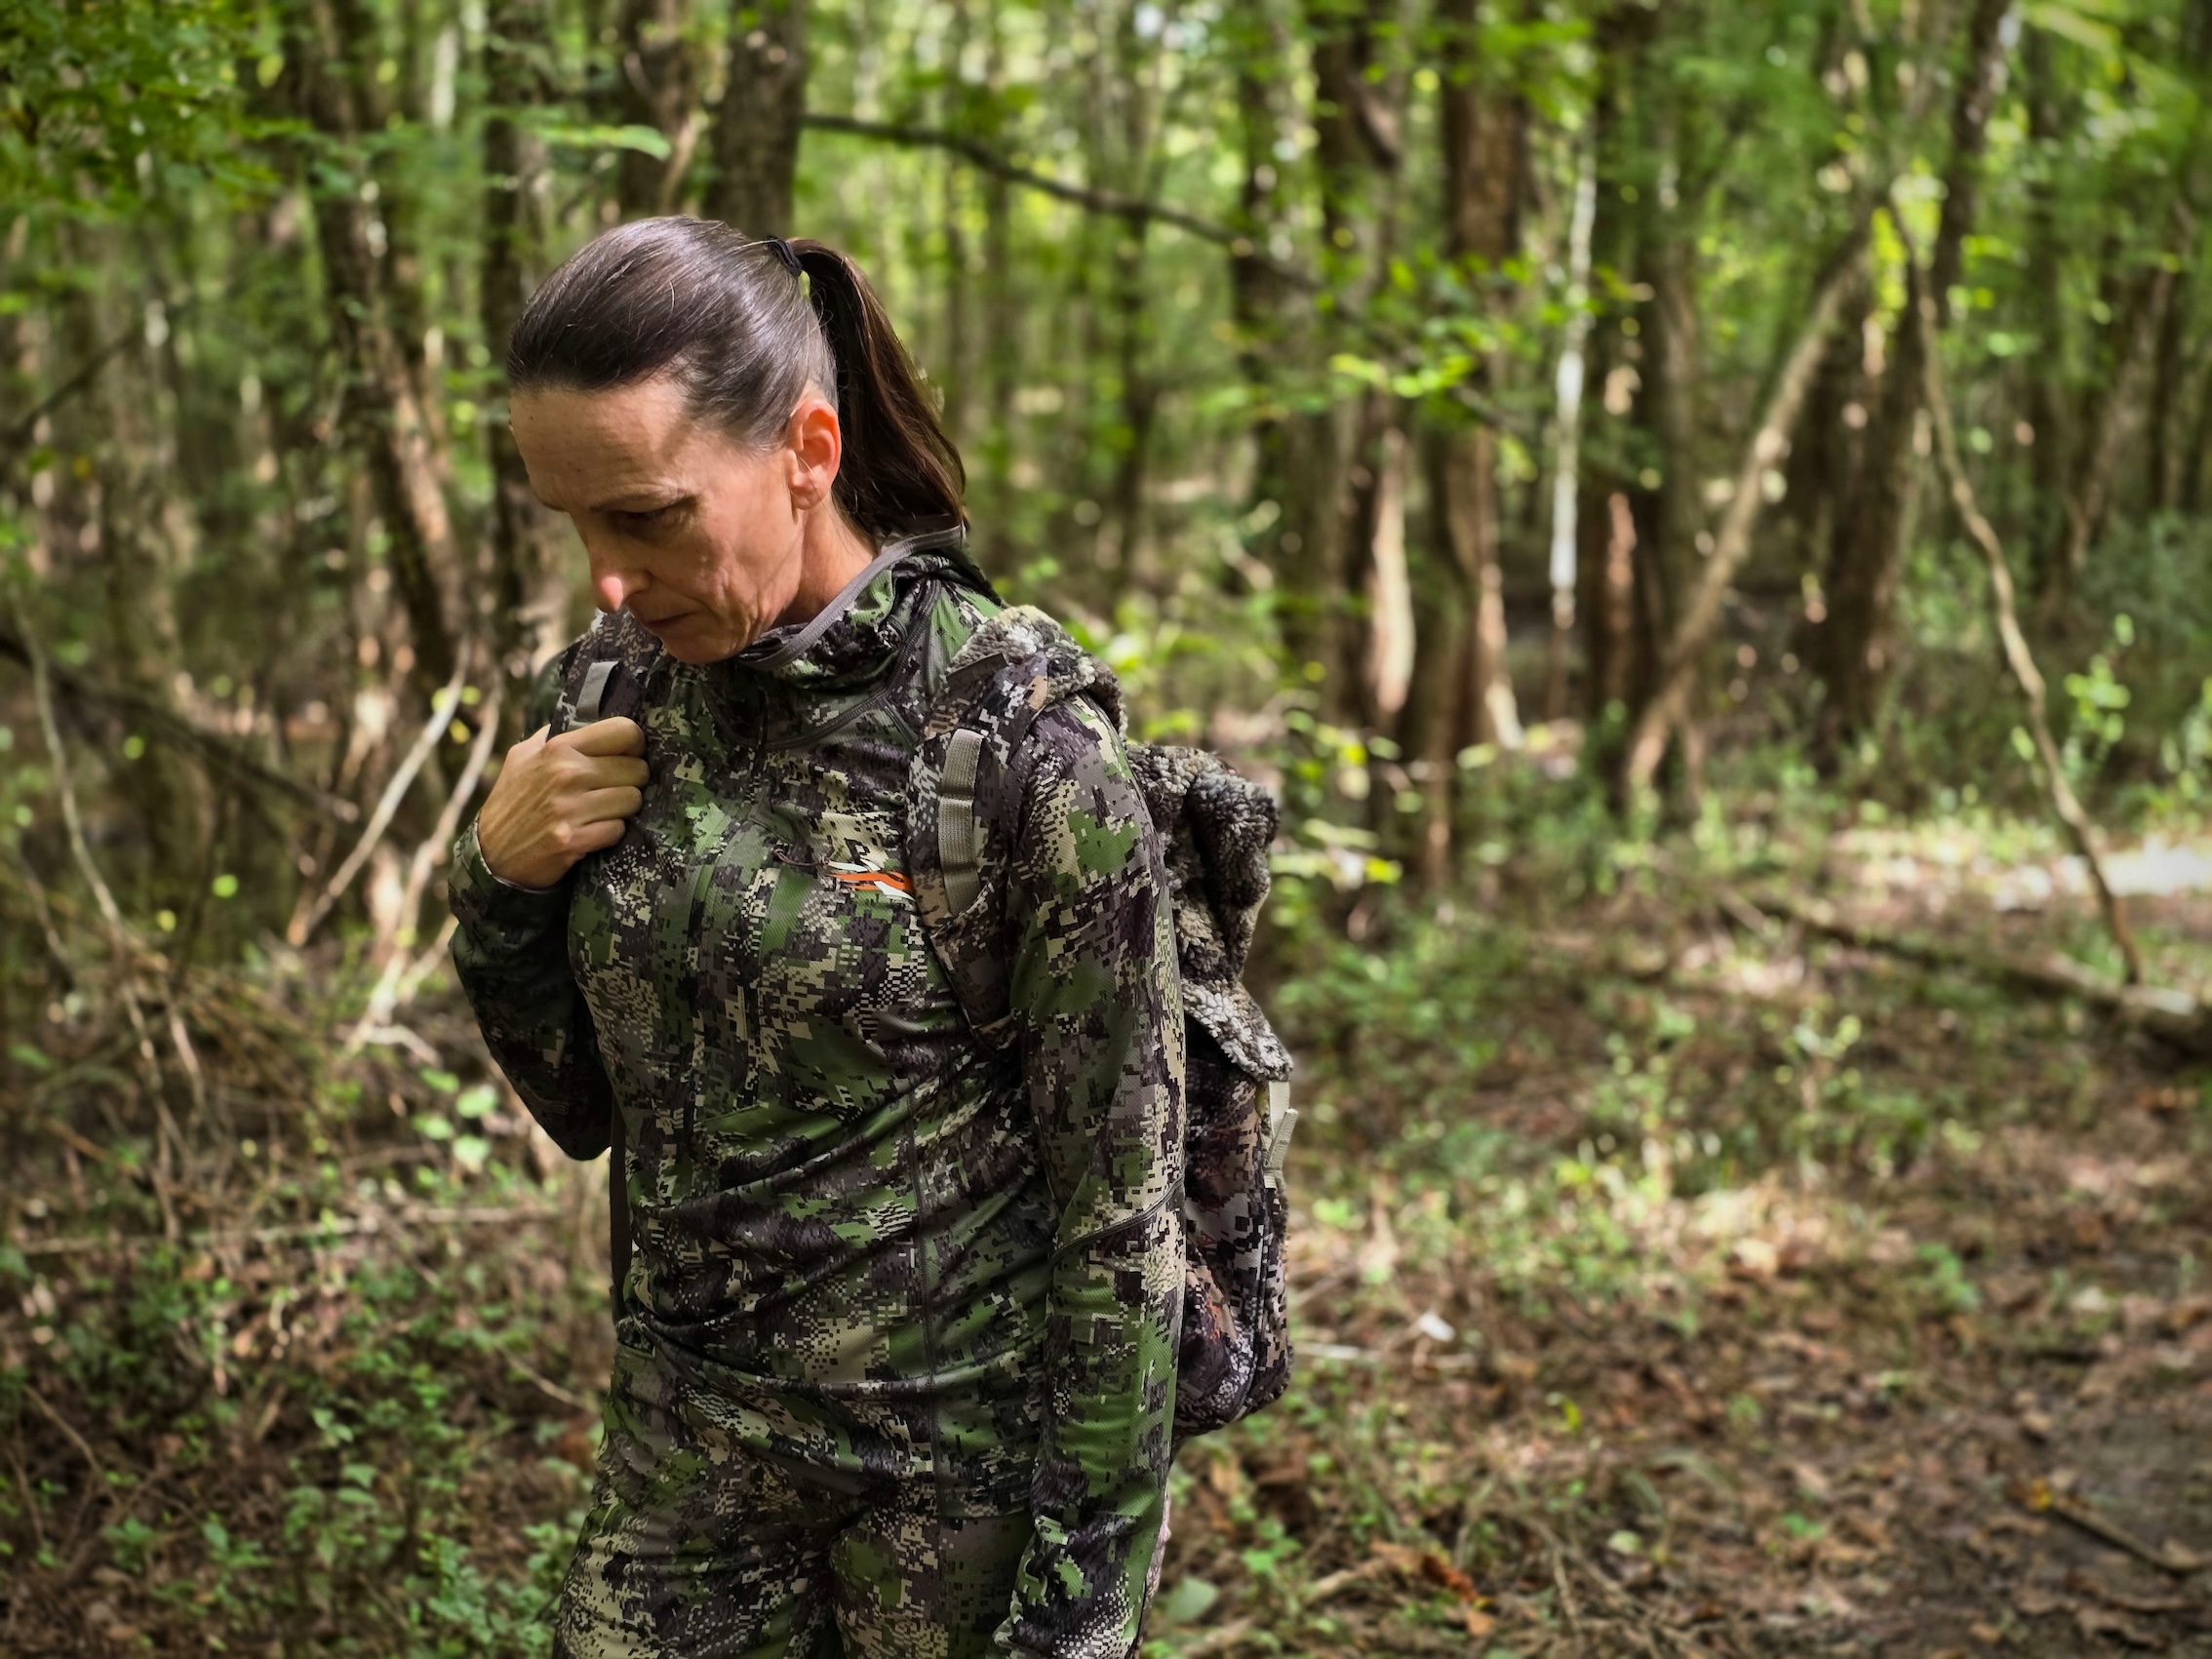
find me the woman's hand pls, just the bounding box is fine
[476,718,649,890]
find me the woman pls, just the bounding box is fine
[449,218,1183,1659]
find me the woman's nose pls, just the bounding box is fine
[592,569,632,613]
[587,544,644,613]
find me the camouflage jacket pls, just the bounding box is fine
[449,548,1185,1656]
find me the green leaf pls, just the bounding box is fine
[1156,1576,1218,1626]
[535,121,673,160]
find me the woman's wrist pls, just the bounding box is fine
[456,819,565,902]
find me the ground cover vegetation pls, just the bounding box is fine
[4,0,2212,1651]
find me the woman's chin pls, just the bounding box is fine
[640,613,749,664]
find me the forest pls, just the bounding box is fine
[4,0,2212,1650]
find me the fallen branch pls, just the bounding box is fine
[0,297,200,473]
[22,1388,106,1487]
[1741,890,2212,1057]
[1898,208,2147,986]
[1170,1619,1258,1657]
[1165,1548,1430,1656]
[504,1354,598,1414]
[2020,1481,2206,1577]
[1623,215,1873,795]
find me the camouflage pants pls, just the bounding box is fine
[553,1330,1036,1659]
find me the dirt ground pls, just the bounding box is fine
[1150,857,2212,1658]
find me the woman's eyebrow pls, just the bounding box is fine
[594,490,693,514]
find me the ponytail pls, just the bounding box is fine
[790,240,967,537]
[507,217,966,542]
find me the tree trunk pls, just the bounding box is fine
[1226,0,1319,653]
[1289,0,1402,723]
[293,0,459,702]
[1815,0,2009,749]
[1623,224,1872,795]
[1435,0,1524,752]
[611,0,698,219]
[2148,268,2192,513]
[1575,5,1651,739]
[2020,26,2075,575]
[1544,155,1598,723]
[483,0,569,726]
[2041,246,2181,616]
[704,0,808,231]
[1638,184,1700,685]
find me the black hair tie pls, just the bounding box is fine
[766,236,803,275]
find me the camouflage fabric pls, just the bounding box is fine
[893,614,1294,1446]
[449,547,1185,1658]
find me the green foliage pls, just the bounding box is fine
[0,0,270,217]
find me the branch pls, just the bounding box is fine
[1899,208,2148,987]
[802,113,1320,291]
[286,647,474,948]
[1743,890,2206,1055]
[0,298,199,474]
[15,607,185,1240]
[0,630,359,824]
[1622,215,1873,794]
[345,685,503,1049]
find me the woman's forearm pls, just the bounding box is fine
[449,818,615,1160]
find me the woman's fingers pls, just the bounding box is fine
[570,815,629,854]
[565,716,646,758]
[573,785,646,824]
[476,719,645,887]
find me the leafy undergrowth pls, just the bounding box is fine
[5,798,2212,1656]
[0,979,609,1656]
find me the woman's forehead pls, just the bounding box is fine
[511,379,711,504]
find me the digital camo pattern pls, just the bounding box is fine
[449,550,1185,1659]
[894,616,1293,1449]
[1124,746,1294,1440]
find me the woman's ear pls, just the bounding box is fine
[785,395,844,511]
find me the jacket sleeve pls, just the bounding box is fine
[995,696,1185,1658]
[448,818,614,1161]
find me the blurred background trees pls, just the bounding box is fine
[7,0,2212,973]
[6,0,2212,1649]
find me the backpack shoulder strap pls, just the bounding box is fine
[546,610,667,737]
[540,608,665,1320]
[905,606,1125,1047]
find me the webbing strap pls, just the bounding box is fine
[1263,1080,1296,1188]
[938,728,985,916]
[574,659,616,726]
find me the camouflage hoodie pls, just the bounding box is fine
[449,546,1185,1656]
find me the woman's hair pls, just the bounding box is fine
[506,217,965,536]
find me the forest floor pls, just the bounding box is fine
[1177,811,2212,1658]
[3,792,2211,1657]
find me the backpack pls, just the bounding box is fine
[547,568,1297,1443]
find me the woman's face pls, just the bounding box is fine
[511,376,843,665]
